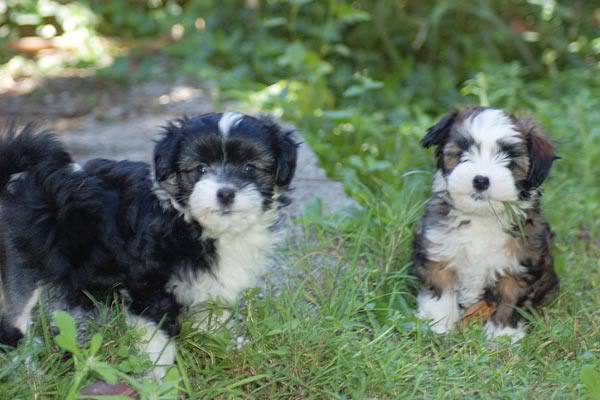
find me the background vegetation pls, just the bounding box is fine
[0,0,599,398]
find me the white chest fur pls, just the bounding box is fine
[167,219,279,307]
[425,211,523,307]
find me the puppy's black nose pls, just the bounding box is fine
[473,175,490,191]
[217,187,236,206]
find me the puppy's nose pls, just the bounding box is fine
[473,175,490,191]
[217,187,236,206]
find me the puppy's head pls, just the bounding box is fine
[421,107,557,215]
[154,112,298,235]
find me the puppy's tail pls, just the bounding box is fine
[0,122,72,191]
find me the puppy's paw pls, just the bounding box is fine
[0,322,24,349]
[150,365,170,381]
[416,290,460,334]
[484,321,526,344]
[426,319,453,334]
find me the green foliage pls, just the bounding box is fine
[53,311,119,399]
[582,366,600,400]
[51,310,181,399]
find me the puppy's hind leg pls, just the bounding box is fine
[0,270,41,347]
[484,274,528,343]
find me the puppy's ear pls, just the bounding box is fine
[260,115,299,188]
[522,118,558,189]
[421,110,458,148]
[154,122,182,183]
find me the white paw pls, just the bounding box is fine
[128,315,177,380]
[484,321,526,343]
[150,365,169,381]
[416,290,460,334]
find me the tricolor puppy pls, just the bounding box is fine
[0,112,298,376]
[412,107,560,342]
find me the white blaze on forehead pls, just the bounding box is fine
[218,112,243,137]
[462,109,521,145]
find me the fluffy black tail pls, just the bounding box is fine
[0,122,72,191]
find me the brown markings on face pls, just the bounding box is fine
[507,116,530,182]
[442,142,462,171]
[435,107,487,174]
[511,152,529,182]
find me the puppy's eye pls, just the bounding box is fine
[181,163,208,174]
[242,164,256,174]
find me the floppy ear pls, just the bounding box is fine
[153,122,183,184]
[260,115,299,188]
[421,110,458,148]
[524,120,558,189]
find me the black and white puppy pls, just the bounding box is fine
[0,112,298,376]
[412,107,560,342]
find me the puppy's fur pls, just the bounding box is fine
[0,112,297,375]
[412,107,559,342]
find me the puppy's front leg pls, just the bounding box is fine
[414,261,460,333]
[484,274,528,343]
[128,285,181,379]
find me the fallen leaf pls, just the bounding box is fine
[462,300,495,326]
[80,381,139,399]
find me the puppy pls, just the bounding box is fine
[0,112,298,376]
[412,107,559,342]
